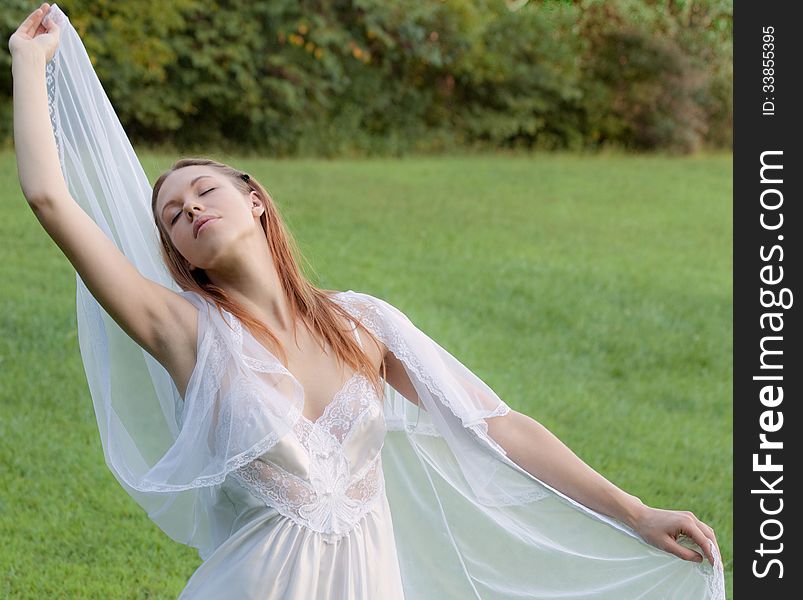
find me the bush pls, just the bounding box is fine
[1,0,732,156]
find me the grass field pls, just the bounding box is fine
[0,149,732,598]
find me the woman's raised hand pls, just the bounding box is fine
[8,3,61,63]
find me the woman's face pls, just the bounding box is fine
[155,166,264,271]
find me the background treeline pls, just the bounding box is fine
[1,0,732,157]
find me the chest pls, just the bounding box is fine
[230,371,387,538]
[274,321,385,423]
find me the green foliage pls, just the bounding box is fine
[575,0,733,153]
[1,0,732,156]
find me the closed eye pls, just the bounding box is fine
[171,188,216,224]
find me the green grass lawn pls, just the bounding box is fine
[0,149,732,598]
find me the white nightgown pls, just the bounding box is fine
[178,326,406,599]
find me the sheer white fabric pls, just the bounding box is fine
[44,4,725,598]
[178,322,405,599]
[229,372,387,541]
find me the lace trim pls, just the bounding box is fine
[226,363,386,541]
[46,56,65,172]
[229,309,380,438]
[332,292,511,456]
[232,444,385,543]
[130,429,284,493]
[133,311,285,492]
[317,373,377,445]
[694,539,727,600]
[171,302,383,534]
[328,293,561,508]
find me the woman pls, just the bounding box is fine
[10,3,725,598]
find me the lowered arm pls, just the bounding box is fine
[382,342,718,564]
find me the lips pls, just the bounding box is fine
[193,216,218,238]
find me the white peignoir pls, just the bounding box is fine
[43,4,726,599]
[178,310,405,599]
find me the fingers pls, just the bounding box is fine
[37,3,52,34]
[19,4,50,37]
[17,8,42,36]
[679,517,716,566]
[694,517,722,567]
[662,534,704,563]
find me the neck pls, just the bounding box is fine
[202,234,295,334]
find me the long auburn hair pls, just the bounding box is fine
[150,157,387,397]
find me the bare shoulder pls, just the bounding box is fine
[352,319,387,372]
[332,290,388,371]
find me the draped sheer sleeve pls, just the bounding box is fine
[333,290,726,600]
[43,3,310,555]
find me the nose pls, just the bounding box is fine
[184,204,203,219]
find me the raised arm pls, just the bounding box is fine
[9,5,197,374]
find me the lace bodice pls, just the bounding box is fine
[230,328,387,544]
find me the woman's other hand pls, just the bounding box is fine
[8,3,61,63]
[633,505,722,568]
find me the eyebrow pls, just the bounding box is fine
[160,175,214,219]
